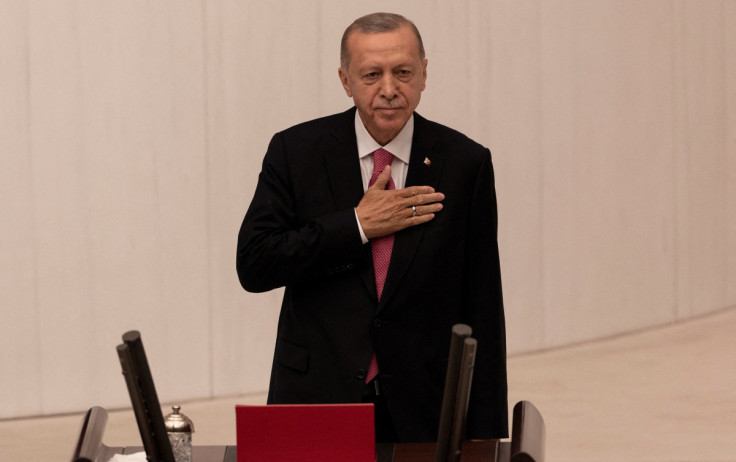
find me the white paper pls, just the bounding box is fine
[107,451,148,462]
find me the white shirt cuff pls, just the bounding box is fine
[354,209,369,244]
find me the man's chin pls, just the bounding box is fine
[370,122,407,145]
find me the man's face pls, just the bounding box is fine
[339,25,428,146]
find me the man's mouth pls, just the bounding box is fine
[376,107,401,114]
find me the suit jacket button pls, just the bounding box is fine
[374,318,382,328]
[357,369,366,380]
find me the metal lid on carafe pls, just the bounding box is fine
[164,405,194,433]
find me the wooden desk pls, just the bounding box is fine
[78,401,547,462]
[106,445,236,462]
[387,440,504,462]
[108,440,506,462]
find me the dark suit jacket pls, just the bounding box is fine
[237,107,507,442]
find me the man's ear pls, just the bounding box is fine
[421,58,428,92]
[338,67,353,97]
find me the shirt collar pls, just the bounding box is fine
[355,110,413,165]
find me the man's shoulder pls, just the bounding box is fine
[415,113,490,155]
[277,108,355,141]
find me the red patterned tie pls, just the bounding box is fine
[366,148,395,383]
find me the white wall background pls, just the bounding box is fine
[1,0,734,419]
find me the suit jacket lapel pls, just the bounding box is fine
[322,108,378,300]
[378,113,444,310]
[323,109,363,211]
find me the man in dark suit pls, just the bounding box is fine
[237,12,507,442]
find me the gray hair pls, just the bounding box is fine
[340,12,426,70]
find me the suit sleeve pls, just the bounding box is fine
[236,132,367,293]
[464,149,509,438]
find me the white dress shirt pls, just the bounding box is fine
[354,111,414,243]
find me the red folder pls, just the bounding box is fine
[235,403,375,462]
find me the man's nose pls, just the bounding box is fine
[378,74,398,99]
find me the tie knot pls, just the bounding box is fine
[369,148,396,190]
[373,148,394,173]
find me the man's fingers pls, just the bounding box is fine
[406,191,445,207]
[399,185,435,197]
[410,213,435,225]
[396,186,444,206]
[369,165,392,190]
[408,202,443,218]
[358,180,444,239]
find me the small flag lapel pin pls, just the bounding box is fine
[423,157,431,167]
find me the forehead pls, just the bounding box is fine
[346,25,421,65]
